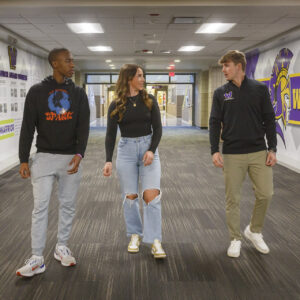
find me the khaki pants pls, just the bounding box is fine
[223,150,273,240]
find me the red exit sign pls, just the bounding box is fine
[169,72,175,77]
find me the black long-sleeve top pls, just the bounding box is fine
[105,93,162,162]
[209,76,277,155]
[19,76,90,163]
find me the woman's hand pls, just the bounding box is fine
[143,151,154,166]
[103,162,112,176]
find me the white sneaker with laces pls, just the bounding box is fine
[16,255,45,277]
[128,234,141,253]
[151,239,166,259]
[227,239,241,258]
[244,225,270,254]
[54,245,76,266]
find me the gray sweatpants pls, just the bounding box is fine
[30,153,81,256]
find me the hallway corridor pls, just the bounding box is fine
[0,127,299,300]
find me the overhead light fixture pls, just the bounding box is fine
[146,40,160,44]
[161,50,171,54]
[109,64,115,67]
[169,64,175,67]
[67,23,104,34]
[88,46,113,52]
[172,17,202,24]
[196,23,236,34]
[105,59,112,63]
[174,59,181,63]
[178,46,204,52]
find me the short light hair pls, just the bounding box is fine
[48,48,70,67]
[218,50,246,71]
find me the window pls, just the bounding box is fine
[86,74,110,83]
[170,74,194,83]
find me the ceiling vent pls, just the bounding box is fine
[215,37,244,41]
[172,17,202,24]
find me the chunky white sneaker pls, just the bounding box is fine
[128,234,141,253]
[151,239,166,259]
[54,245,76,266]
[16,255,45,277]
[244,225,270,254]
[227,239,241,258]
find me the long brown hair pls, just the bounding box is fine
[110,64,153,122]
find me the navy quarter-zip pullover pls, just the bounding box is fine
[209,76,277,155]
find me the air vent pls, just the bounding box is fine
[172,17,202,24]
[215,37,244,41]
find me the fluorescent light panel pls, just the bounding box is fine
[88,46,113,52]
[196,23,236,34]
[178,46,204,52]
[67,23,104,34]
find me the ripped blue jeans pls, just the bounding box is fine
[116,134,162,244]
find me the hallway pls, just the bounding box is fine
[0,127,299,300]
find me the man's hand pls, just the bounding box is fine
[68,155,81,174]
[212,152,224,168]
[19,163,30,178]
[266,151,277,167]
[103,162,112,177]
[143,151,154,166]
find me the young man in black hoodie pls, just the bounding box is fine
[16,48,90,277]
[209,50,277,258]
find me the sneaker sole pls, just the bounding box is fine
[227,252,240,258]
[54,252,76,267]
[16,264,46,277]
[151,250,166,259]
[244,230,270,254]
[128,248,139,253]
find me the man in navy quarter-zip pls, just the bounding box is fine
[16,48,90,277]
[209,50,277,258]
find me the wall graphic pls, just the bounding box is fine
[246,42,300,171]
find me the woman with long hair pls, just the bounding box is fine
[103,64,166,258]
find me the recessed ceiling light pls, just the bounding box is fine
[174,59,181,63]
[178,46,204,52]
[109,64,115,67]
[169,64,175,67]
[88,46,113,52]
[105,59,112,63]
[67,23,104,34]
[196,23,236,34]
[161,50,171,54]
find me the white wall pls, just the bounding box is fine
[252,39,300,173]
[0,41,50,175]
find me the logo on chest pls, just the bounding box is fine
[224,91,234,101]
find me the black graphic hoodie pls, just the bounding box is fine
[19,76,90,163]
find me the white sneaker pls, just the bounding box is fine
[151,239,166,259]
[54,245,76,266]
[244,225,270,254]
[227,239,241,258]
[16,255,45,277]
[128,234,141,253]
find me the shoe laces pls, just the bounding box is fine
[252,232,264,242]
[57,245,72,257]
[130,235,139,245]
[153,240,163,252]
[230,239,241,249]
[24,256,41,266]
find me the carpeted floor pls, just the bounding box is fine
[0,127,299,300]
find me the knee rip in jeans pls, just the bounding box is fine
[142,189,161,205]
[123,194,138,207]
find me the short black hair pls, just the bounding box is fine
[48,48,70,67]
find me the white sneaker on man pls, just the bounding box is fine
[151,239,166,259]
[54,245,76,266]
[16,255,45,277]
[244,225,270,254]
[227,239,241,258]
[128,234,141,253]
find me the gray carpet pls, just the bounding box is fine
[0,127,299,300]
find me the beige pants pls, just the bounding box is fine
[223,150,273,240]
